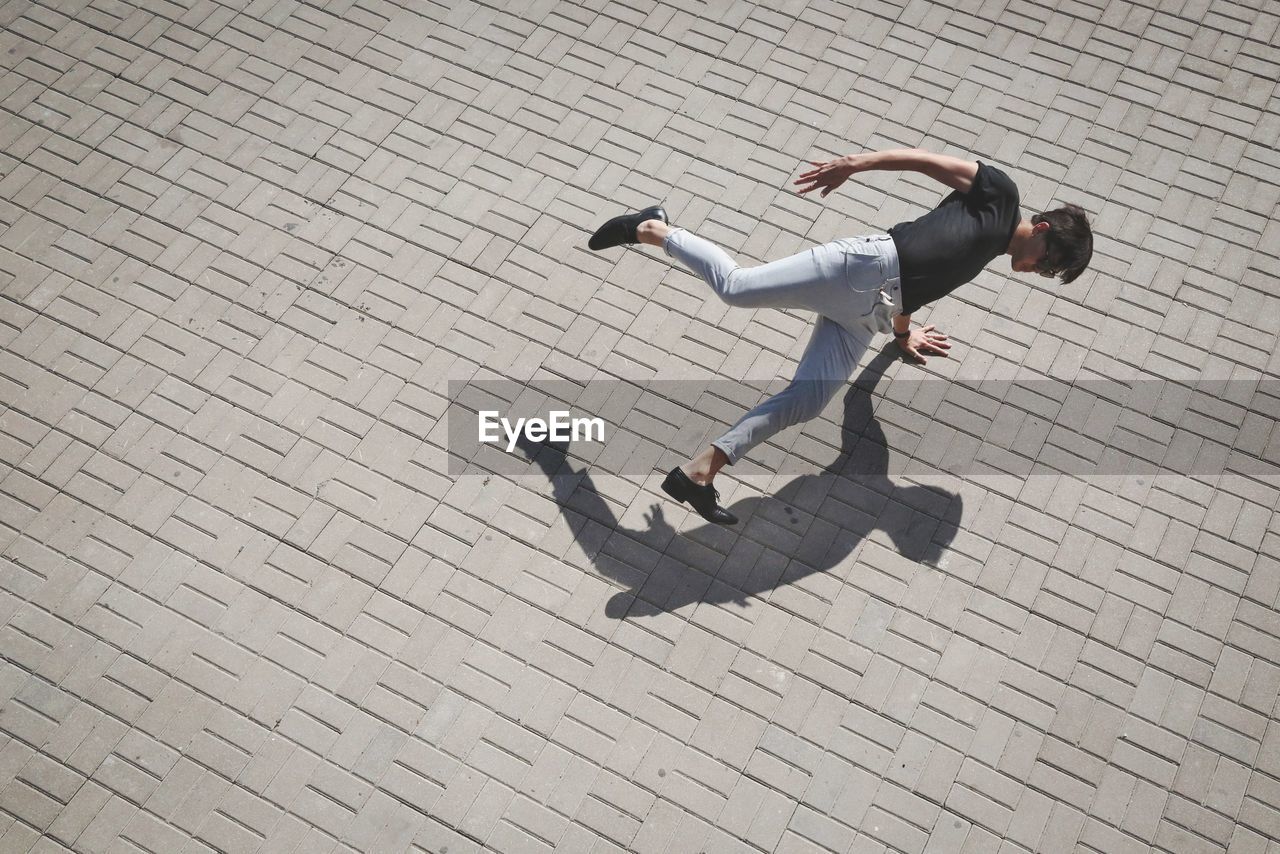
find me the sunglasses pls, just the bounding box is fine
[1036,259,1062,279]
[1036,241,1064,278]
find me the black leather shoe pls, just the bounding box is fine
[661,467,738,525]
[588,205,667,250]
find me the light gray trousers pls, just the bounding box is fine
[664,228,902,464]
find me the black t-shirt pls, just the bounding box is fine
[889,162,1021,314]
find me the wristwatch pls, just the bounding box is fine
[893,329,910,338]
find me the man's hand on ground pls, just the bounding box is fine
[897,324,951,364]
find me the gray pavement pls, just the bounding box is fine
[1,0,1278,852]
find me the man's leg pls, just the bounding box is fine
[705,316,870,470]
[661,316,869,524]
[638,220,844,313]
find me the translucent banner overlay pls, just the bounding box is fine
[445,378,1280,478]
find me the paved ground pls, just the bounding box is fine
[1,0,1278,852]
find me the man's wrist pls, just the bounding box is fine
[893,328,910,338]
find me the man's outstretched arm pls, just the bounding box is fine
[795,149,979,197]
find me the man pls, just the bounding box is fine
[588,149,1093,524]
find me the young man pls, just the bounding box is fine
[588,149,1093,524]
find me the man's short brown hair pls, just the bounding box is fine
[1033,204,1092,284]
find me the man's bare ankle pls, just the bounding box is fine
[679,462,713,486]
[637,219,669,245]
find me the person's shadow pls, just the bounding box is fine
[517,346,963,618]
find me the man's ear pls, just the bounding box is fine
[1033,220,1051,235]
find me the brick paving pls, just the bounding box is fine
[1,0,1278,852]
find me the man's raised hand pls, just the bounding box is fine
[795,155,862,197]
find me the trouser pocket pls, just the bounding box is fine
[869,290,895,334]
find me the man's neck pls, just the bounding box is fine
[1006,219,1033,255]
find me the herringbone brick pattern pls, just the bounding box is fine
[0,1,1277,852]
